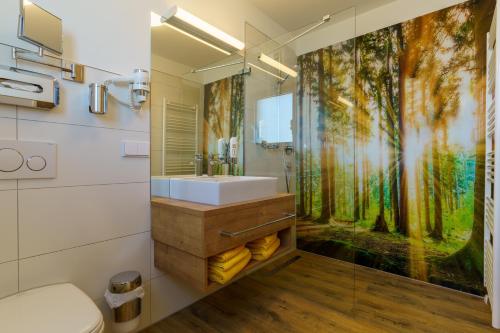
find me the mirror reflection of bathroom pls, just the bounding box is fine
[149,7,354,195]
[150,10,245,185]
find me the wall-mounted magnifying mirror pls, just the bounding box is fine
[18,0,63,54]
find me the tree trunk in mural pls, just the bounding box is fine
[373,101,388,232]
[341,145,347,217]
[415,157,422,229]
[362,148,370,220]
[353,70,360,223]
[388,132,399,230]
[328,48,336,217]
[423,145,432,233]
[317,49,331,223]
[359,78,370,221]
[430,133,443,240]
[385,29,401,231]
[396,24,409,237]
[308,55,314,218]
[466,0,488,276]
[354,153,360,220]
[421,78,432,234]
[329,145,336,216]
[441,0,492,280]
[297,57,306,217]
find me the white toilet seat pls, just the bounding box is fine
[0,283,104,333]
[90,320,105,333]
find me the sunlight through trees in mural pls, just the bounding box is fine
[296,0,495,295]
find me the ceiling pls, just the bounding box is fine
[247,0,396,31]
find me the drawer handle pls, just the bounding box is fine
[220,213,296,238]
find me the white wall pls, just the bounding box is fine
[0,0,285,331]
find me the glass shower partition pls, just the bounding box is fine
[243,7,357,313]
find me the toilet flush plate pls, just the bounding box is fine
[0,140,56,179]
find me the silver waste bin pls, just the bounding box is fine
[108,271,143,332]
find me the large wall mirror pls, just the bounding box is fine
[150,11,244,180]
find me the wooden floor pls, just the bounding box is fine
[142,250,494,333]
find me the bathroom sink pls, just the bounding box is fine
[151,175,196,197]
[169,175,278,205]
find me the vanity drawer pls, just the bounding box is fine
[152,193,295,258]
[204,197,294,257]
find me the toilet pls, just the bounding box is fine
[0,283,104,333]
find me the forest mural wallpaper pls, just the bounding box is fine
[203,74,245,175]
[296,0,494,295]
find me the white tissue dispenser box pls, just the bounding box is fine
[0,65,59,110]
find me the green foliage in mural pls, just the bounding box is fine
[296,0,494,295]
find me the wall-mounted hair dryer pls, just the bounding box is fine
[89,69,150,114]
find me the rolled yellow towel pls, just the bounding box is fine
[250,237,279,256]
[209,247,250,272]
[210,245,245,263]
[247,233,277,248]
[247,239,276,251]
[250,238,280,261]
[209,251,251,284]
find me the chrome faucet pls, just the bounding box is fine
[207,153,218,177]
[194,153,203,176]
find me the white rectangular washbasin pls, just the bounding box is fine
[169,176,278,205]
[151,175,196,197]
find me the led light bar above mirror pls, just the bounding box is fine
[158,6,245,55]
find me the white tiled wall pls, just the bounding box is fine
[19,232,151,300]
[0,190,17,264]
[17,120,149,189]
[0,41,157,332]
[18,183,151,258]
[0,262,18,299]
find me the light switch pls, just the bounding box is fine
[121,141,138,156]
[121,140,149,157]
[137,142,150,156]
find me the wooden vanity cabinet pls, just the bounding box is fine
[152,193,295,291]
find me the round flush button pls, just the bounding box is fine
[26,156,47,171]
[0,148,24,172]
